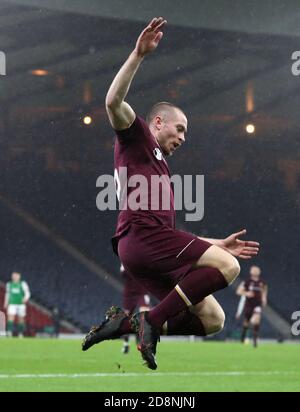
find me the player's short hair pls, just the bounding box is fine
[146,102,185,124]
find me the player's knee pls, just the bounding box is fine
[222,256,240,284]
[250,317,261,326]
[216,310,225,332]
[204,309,225,335]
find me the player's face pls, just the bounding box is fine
[12,272,21,282]
[157,109,188,156]
[250,265,261,279]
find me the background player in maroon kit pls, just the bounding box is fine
[82,17,260,369]
[120,264,151,354]
[236,265,268,347]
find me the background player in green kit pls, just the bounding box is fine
[4,272,31,337]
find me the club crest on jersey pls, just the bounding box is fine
[153,148,163,160]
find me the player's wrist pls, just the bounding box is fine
[219,239,226,248]
[132,48,146,60]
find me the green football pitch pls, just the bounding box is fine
[0,338,299,392]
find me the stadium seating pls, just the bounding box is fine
[0,201,121,330]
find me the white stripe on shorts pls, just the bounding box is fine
[176,239,195,259]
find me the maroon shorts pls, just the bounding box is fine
[118,223,212,301]
[244,304,262,321]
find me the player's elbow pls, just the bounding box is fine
[105,93,122,110]
[105,97,114,109]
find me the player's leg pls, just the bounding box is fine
[122,334,130,354]
[121,308,131,354]
[17,316,25,337]
[16,305,26,337]
[83,228,237,369]
[122,302,152,355]
[6,314,15,337]
[194,244,240,285]
[121,304,134,354]
[164,295,225,336]
[189,295,225,335]
[121,274,151,354]
[132,259,230,369]
[121,272,136,354]
[147,245,239,331]
[250,310,261,347]
[6,305,17,337]
[121,298,223,353]
[118,229,238,368]
[241,319,250,343]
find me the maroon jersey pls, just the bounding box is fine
[244,278,266,307]
[112,116,175,254]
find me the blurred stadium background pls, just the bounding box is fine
[0,0,299,391]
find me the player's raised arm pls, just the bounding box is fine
[105,17,167,130]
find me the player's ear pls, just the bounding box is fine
[155,115,163,130]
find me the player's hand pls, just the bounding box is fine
[245,291,255,298]
[223,229,260,260]
[134,17,167,57]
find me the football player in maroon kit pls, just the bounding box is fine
[236,266,268,347]
[120,264,151,354]
[82,17,260,369]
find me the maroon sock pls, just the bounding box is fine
[253,324,260,345]
[166,310,206,336]
[241,326,248,342]
[148,267,227,329]
[253,324,260,334]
